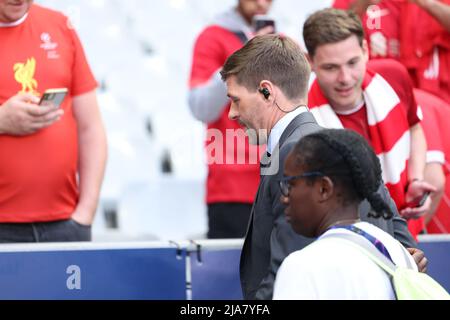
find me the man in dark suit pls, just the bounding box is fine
[220,34,424,300]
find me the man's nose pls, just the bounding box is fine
[228,104,238,121]
[337,66,352,84]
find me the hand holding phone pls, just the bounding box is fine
[39,88,68,108]
[405,192,431,208]
[252,15,276,33]
[0,92,65,135]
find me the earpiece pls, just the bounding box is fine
[259,88,270,100]
[258,87,305,113]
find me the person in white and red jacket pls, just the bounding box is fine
[305,8,436,240]
[332,0,450,234]
[188,0,274,239]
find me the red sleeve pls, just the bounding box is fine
[419,104,443,154]
[189,26,229,89]
[368,59,420,126]
[331,0,355,9]
[414,89,447,154]
[402,68,421,127]
[67,20,98,96]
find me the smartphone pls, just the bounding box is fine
[39,88,68,108]
[405,192,430,208]
[253,15,276,33]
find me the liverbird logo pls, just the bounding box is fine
[14,57,39,95]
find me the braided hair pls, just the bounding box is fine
[292,129,393,219]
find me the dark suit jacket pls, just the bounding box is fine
[240,111,417,300]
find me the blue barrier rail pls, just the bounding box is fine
[0,242,186,300]
[418,235,450,293]
[0,236,447,300]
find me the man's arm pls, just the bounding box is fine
[188,71,230,123]
[408,123,427,182]
[376,183,417,248]
[71,90,107,226]
[358,180,417,247]
[401,123,437,218]
[349,0,381,16]
[0,93,63,135]
[188,28,231,124]
[254,184,314,300]
[254,139,317,300]
[423,162,445,224]
[377,182,429,272]
[409,0,450,32]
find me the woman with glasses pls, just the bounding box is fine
[273,128,418,299]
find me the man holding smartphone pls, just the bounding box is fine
[0,0,107,242]
[188,0,275,239]
[305,8,436,239]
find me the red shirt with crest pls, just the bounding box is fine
[0,4,97,222]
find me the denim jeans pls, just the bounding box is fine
[0,219,91,243]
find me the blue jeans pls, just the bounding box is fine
[0,219,91,243]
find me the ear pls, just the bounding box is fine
[316,176,334,203]
[362,39,369,63]
[259,80,275,101]
[305,52,315,72]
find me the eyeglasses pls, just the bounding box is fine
[279,172,324,197]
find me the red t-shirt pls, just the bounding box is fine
[399,0,450,103]
[414,89,445,163]
[414,89,450,234]
[362,0,402,59]
[337,60,420,149]
[0,5,97,222]
[337,104,371,141]
[338,0,450,103]
[189,26,261,204]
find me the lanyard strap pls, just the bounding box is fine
[330,225,394,264]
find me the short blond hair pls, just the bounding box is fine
[303,8,365,57]
[221,34,310,101]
